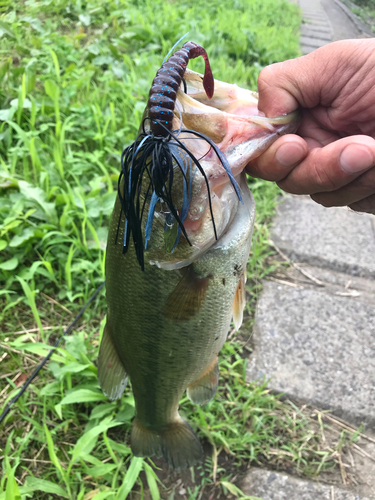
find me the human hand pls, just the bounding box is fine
[246,39,375,214]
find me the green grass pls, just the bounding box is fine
[0,0,300,306]
[0,0,360,499]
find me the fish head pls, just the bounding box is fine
[129,70,301,269]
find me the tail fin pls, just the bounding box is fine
[131,417,203,471]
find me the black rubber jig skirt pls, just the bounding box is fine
[116,41,242,270]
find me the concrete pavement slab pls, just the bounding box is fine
[282,264,375,305]
[301,26,332,40]
[271,196,375,278]
[241,469,373,500]
[301,24,332,32]
[300,35,330,47]
[327,0,372,38]
[246,281,375,427]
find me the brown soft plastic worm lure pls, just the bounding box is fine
[148,41,214,137]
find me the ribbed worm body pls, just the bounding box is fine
[148,41,214,137]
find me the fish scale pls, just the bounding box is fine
[105,195,245,424]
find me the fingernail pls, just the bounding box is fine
[276,142,306,167]
[340,144,374,174]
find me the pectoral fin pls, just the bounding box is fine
[98,323,128,400]
[232,271,246,331]
[187,357,219,405]
[163,267,210,321]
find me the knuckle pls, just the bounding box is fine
[258,64,279,90]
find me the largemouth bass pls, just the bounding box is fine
[98,42,299,470]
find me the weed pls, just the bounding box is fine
[1,0,353,499]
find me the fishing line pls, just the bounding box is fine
[162,32,189,64]
[0,281,106,425]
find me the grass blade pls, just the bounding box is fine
[143,463,160,500]
[24,477,69,498]
[116,457,144,500]
[44,423,65,478]
[16,276,44,340]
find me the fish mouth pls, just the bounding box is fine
[146,84,300,269]
[164,71,300,242]
[177,68,301,149]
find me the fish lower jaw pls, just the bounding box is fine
[149,196,237,270]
